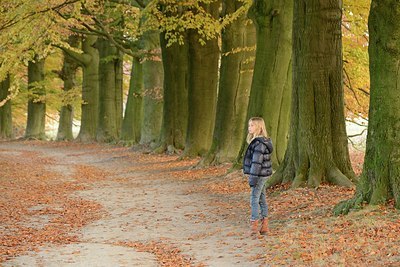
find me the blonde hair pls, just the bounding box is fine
[246,117,269,144]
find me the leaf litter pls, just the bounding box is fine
[1,141,400,266]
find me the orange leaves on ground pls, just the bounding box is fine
[196,170,248,194]
[73,165,110,182]
[115,241,194,267]
[0,147,104,263]
[349,148,365,176]
[168,164,229,181]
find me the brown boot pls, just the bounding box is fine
[250,220,259,236]
[259,218,268,235]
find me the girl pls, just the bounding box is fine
[243,117,273,235]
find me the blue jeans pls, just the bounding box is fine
[250,176,268,221]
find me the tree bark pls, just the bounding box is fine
[183,1,220,157]
[121,57,143,143]
[57,35,79,141]
[0,74,12,139]
[72,35,100,142]
[97,37,123,142]
[139,31,164,146]
[334,0,400,214]
[245,0,293,166]
[25,56,46,140]
[270,0,355,189]
[202,0,256,165]
[155,31,189,153]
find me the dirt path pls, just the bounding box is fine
[3,141,400,266]
[1,141,267,266]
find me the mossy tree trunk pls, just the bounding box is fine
[139,31,164,146]
[25,56,46,140]
[121,57,143,143]
[183,1,220,157]
[202,0,255,165]
[61,35,100,142]
[334,0,400,214]
[244,0,293,167]
[269,0,356,188]
[0,74,12,139]
[97,37,123,142]
[155,31,189,153]
[57,35,79,141]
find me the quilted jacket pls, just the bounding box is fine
[243,137,273,186]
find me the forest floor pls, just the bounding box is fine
[0,140,399,267]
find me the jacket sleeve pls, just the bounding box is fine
[249,142,267,175]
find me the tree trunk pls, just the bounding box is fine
[121,57,143,143]
[0,75,12,139]
[97,37,123,142]
[202,0,256,165]
[183,1,220,157]
[245,0,293,166]
[270,0,355,188]
[57,35,79,141]
[156,31,189,153]
[25,56,46,140]
[334,0,400,214]
[76,35,100,142]
[139,31,164,146]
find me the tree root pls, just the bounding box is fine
[327,167,354,187]
[333,194,364,215]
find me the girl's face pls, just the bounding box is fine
[248,121,258,135]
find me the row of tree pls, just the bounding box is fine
[0,0,398,211]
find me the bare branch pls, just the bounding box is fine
[348,128,367,138]
[357,87,370,96]
[343,66,361,106]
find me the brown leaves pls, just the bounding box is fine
[116,241,193,267]
[0,146,104,263]
[1,141,399,266]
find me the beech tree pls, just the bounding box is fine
[139,30,164,146]
[268,0,356,188]
[202,0,255,165]
[60,35,100,142]
[57,35,80,141]
[334,0,400,214]
[182,1,221,157]
[121,56,143,143]
[156,32,189,152]
[97,37,124,142]
[0,74,12,139]
[245,0,293,166]
[25,56,46,139]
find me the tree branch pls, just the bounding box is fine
[53,44,87,65]
[109,0,145,8]
[80,4,140,58]
[343,66,361,106]
[0,0,80,31]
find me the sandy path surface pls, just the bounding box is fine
[1,141,267,267]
